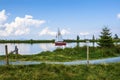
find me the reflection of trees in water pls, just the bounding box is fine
[39,43,55,51]
[0,43,99,55]
[76,42,79,47]
[0,44,27,55]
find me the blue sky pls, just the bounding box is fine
[0,0,120,40]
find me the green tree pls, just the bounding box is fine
[114,34,119,45]
[77,35,80,40]
[76,35,80,47]
[114,34,119,39]
[98,27,114,47]
[92,35,95,48]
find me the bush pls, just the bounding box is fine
[115,45,120,53]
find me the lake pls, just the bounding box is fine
[0,42,98,55]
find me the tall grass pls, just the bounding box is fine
[0,45,120,62]
[33,46,120,61]
[0,63,120,80]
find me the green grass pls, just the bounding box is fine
[36,46,120,62]
[0,63,120,80]
[0,39,120,43]
[0,45,120,62]
[0,39,55,43]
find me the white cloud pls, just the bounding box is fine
[117,13,120,19]
[39,27,70,36]
[80,32,90,36]
[0,10,7,24]
[39,27,56,36]
[0,11,45,36]
[14,28,30,36]
[61,29,70,35]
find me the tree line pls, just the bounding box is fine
[0,27,120,47]
[76,26,120,48]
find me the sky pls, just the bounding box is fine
[0,0,120,40]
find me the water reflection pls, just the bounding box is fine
[0,42,98,55]
[0,43,57,55]
[39,43,55,51]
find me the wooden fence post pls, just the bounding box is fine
[15,46,18,54]
[86,40,89,66]
[5,45,9,65]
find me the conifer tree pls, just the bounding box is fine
[77,35,80,40]
[114,34,119,39]
[92,35,95,48]
[114,34,119,45]
[98,27,114,47]
[76,35,80,47]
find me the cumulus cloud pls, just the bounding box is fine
[61,29,70,35]
[14,28,30,36]
[39,27,70,36]
[0,10,7,24]
[0,10,45,36]
[117,13,120,19]
[80,32,90,35]
[39,27,56,36]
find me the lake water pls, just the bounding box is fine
[0,42,98,55]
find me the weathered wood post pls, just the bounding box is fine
[86,40,89,66]
[15,46,18,54]
[5,45,9,65]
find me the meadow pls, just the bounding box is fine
[0,63,120,80]
[0,41,120,80]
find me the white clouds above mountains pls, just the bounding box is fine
[0,10,45,36]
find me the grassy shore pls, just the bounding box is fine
[0,39,120,43]
[0,45,120,62]
[0,45,120,80]
[0,39,55,43]
[0,63,120,80]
